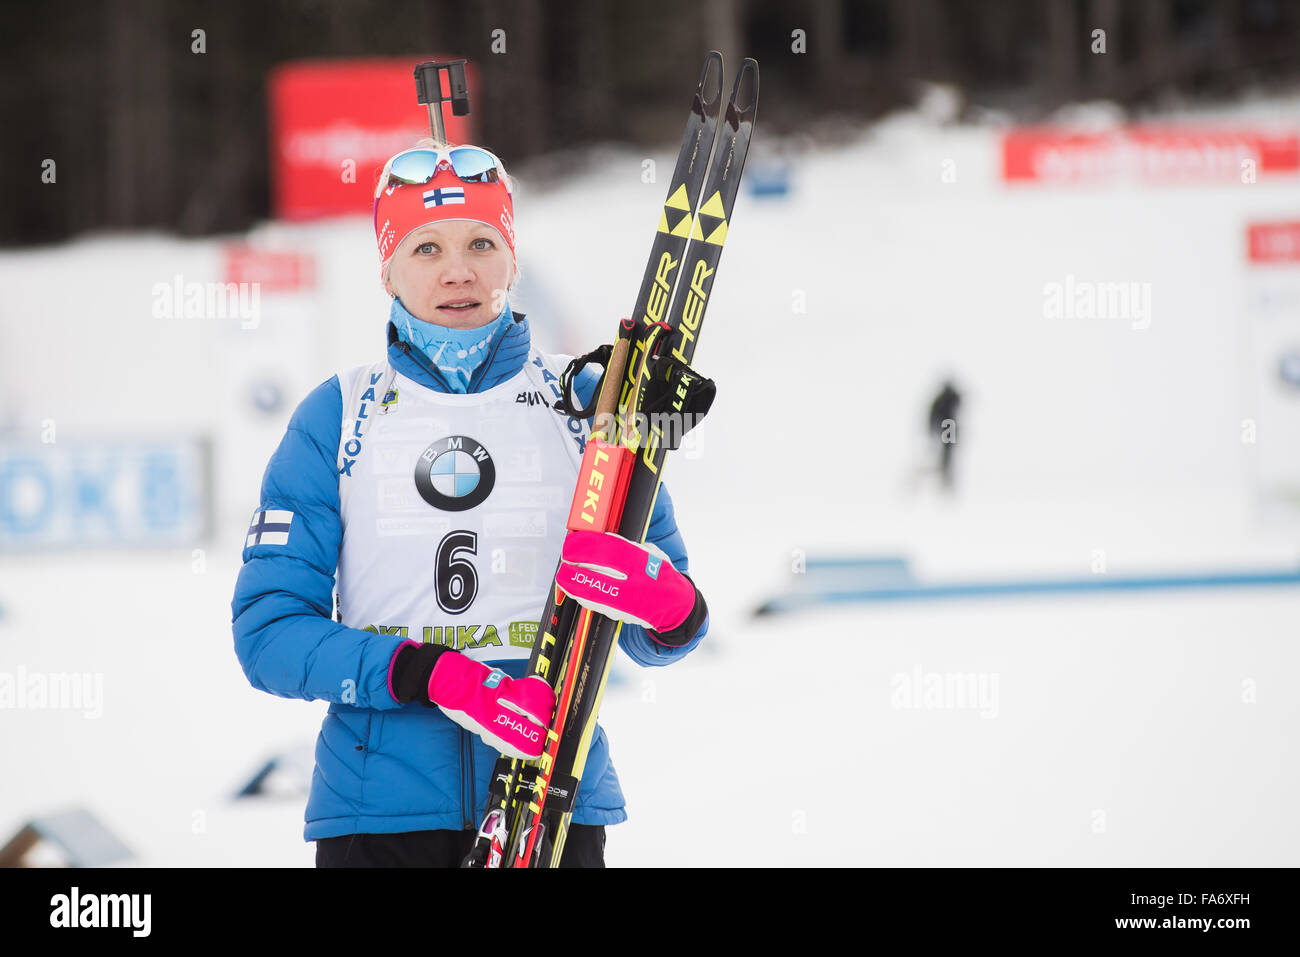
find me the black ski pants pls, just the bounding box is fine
[315,824,606,867]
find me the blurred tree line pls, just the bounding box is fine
[2,0,1297,245]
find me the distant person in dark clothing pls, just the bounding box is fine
[928,381,962,491]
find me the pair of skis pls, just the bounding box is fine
[462,51,759,868]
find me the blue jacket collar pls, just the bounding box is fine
[386,308,532,394]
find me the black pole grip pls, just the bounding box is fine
[413,61,442,105]
[448,61,470,115]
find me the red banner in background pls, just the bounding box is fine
[1247,222,1300,264]
[1003,128,1300,184]
[268,57,478,221]
[223,245,317,291]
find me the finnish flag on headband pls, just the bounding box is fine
[423,186,466,208]
[246,508,293,548]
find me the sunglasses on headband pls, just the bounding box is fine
[375,146,510,199]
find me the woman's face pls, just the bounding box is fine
[385,219,515,329]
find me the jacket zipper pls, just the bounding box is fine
[460,728,472,830]
[467,735,477,830]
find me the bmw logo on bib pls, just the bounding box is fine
[414,436,496,512]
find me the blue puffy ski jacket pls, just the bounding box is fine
[231,309,707,841]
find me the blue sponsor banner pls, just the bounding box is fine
[754,555,1300,615]
[0,439,208,549]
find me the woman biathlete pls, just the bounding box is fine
[231,141,710,867]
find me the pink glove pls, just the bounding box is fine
[387,642,555,760]
[430,654,555,761]
[555,530,707,646]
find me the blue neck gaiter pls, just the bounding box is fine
[392,297,515,393]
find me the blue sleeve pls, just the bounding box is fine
[571,364,709,668]
[230,376,408,709]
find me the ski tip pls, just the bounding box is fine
[730,58,760,116]
[697,51,725,110]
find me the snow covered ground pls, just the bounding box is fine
[1,537,1294,867]
[2,92,1299,866]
